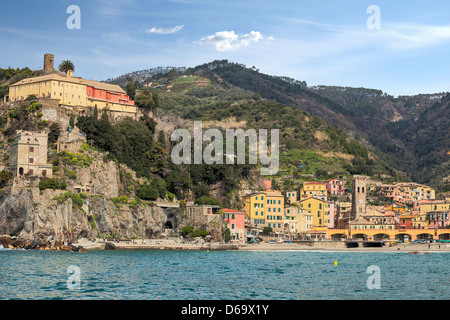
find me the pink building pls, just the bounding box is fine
[324,179,345,196]
[262,179,272,191]
[328,202,336,228]
[223,209,247,244]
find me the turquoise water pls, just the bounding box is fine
[0,249,448,300]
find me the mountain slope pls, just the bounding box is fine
[180,60,449,191]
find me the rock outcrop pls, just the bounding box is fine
[0,184,178,244]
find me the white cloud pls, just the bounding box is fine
[195,30,264,51]
[146,25,184,35]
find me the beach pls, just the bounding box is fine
[74,238,450,253]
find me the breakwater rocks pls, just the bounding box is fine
[0,235,87,252]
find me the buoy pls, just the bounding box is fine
[207,250,209,252]
[334,260,338,266]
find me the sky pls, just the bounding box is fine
[1,0,449,96]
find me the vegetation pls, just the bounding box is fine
[58,60,75,73]
[39,178,67,190]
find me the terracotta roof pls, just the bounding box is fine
[222,208,245,214]
[10,73,126,94]
[304,181,325,185]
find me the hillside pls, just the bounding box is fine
[174,60,448,191]
[145,72,402,191]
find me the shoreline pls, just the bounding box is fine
[74,239,450,253]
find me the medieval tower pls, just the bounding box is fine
[43,53,54,72]
[351,175,368,219]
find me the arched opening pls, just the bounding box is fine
[374,233,390,241]
[439,233,450,241]
[19,167,24,175]
[417,233,433,240]
[331,233,347,241]
[352,233,366,240]
[164,221,173,230]
[395,234,412,242]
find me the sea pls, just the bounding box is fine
[0,248,448,300]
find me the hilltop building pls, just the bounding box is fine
[8,54,135,112]
[379,182,435,204]
[10,130,52,177]
[300,181,327,200]
[324,179,345,196]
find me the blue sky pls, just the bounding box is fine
[1,0,449,96]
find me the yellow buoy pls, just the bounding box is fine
[207,250,209,252]
[334,260,338,266]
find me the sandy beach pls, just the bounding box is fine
[74,238,450,253]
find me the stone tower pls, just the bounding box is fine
[351,175,368,219]
[44,53,54,72]
[9,130,53,177]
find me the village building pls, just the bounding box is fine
[9,130,52,177]
[324,179,345,196]
[222,209,247,244]
[300,181,327,200]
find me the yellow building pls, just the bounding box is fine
[299,197,330,228]
[285,205,313,235]
[265,191,284,232]
[419,201,450,215]
[283,190,297,204]
[242,192,266,228]
[300,181,327,200]
[8,54,136,113]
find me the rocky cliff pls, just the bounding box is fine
[0,184,178,242]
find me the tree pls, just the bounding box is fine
[58,60,75,73]
[136,183,159,200]
[223,228,231,243]
[135,89,158,112]
[263,226,273,235]
[126,81,136,100]
[48,123,61,144]
[0,170,13,188]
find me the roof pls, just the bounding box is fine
[222,208,245,214]
[10,73,126,94]
[243,192,266,197]
[299,196,328,203]
[349,217,375,225]
[303,181,326,185]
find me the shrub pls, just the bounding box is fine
[192,228,208,238]
[71,193,84,208]
[39,178,67,190]
[180,225,194,237]
[136,184,159,201]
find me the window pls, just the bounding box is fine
[255,196,258,200]
[278,200,281,204]
[261,196,264,200]
[231,214,235,219]
[29,158,34,164]
[29,146,34,152]
[231,224,235,229]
